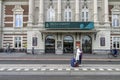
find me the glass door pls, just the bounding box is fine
[45,35,55,53]
[82,35,92,53]
[63,36,73,53]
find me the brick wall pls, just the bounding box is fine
[4,5,28,27]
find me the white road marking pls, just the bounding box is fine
[16,68,21,71]
[74,68,79,71]
[33,68,38,71]
[115,68,120,71]
[0,68,5,71]
[49,68,54,71]
[8,68,13,71]
[107,69,112,71]
[99,68,104,71]
[24,68,29,71]
[0,64,120,72]
[41,68,46,71]
[58,68,62,71]
[90,68,96,71]
[66,68,71,71]
[82,68,88,71]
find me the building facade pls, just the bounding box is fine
[0,0,120,54]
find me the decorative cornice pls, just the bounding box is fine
[12,5,24,12]
[65,0,70,8]
[82,0,88,9]
[111,5,120,12]
[48,0,53,8]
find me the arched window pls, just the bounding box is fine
[112,14,119,27]
[81,6,89,22]
[12,5,24,27]
[64,6,72,21]
[111,5,120,27]
[47,6,55,21]
[45,35,55,53]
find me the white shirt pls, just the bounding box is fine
[75,48,82,61]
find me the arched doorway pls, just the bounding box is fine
[63,35,74,53]
[82,35,92,53]
[45,35,55,53]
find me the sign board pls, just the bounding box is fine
[45,22,94,30]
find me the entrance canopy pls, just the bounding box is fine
[40,29,99,40]
[40,29,99,33]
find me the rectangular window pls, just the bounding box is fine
[112,37,120,49]
[14,37,22,48]
[15,14,23,27]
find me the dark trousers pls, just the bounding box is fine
[79,54,82,64]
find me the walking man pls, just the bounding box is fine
[75,46,82,66]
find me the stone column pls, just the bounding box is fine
[75,0,79,21]
[104,0,109,22]
[57,0,61,21]
[0,0,2,48]
[28,0,34,26]
[39,0,44,25]
[93,0,98,22]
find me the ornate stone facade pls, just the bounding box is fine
[0,0,120,54]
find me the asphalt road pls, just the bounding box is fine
[0,60,120,64]
[0,75,119,80]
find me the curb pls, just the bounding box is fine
[0,57,120,61]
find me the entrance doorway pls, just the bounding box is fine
[82,35,92,53]
[63,35,73,53]
[45,35,55,53]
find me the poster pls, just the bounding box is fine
[57,41,62,49]
[32,37,37,46]
[100,37,105,46]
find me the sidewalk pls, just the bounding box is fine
[0,52,120,61]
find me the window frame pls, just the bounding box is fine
[81,6,89,22]
[112,37,120,49]
[12,5,24,28]
[64,6,72,21]
[13,36,23,49]
[15,14,23,27]
[47,6,55,21]
[112,14,119,27]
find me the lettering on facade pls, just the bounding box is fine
[45,22,94,29]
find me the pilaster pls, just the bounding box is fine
[104,0,109,23]
[39,0,44,26]
[75,0,79,21]
[57,0,61,21]
[28,0,34,26]
[93,0,98,22]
